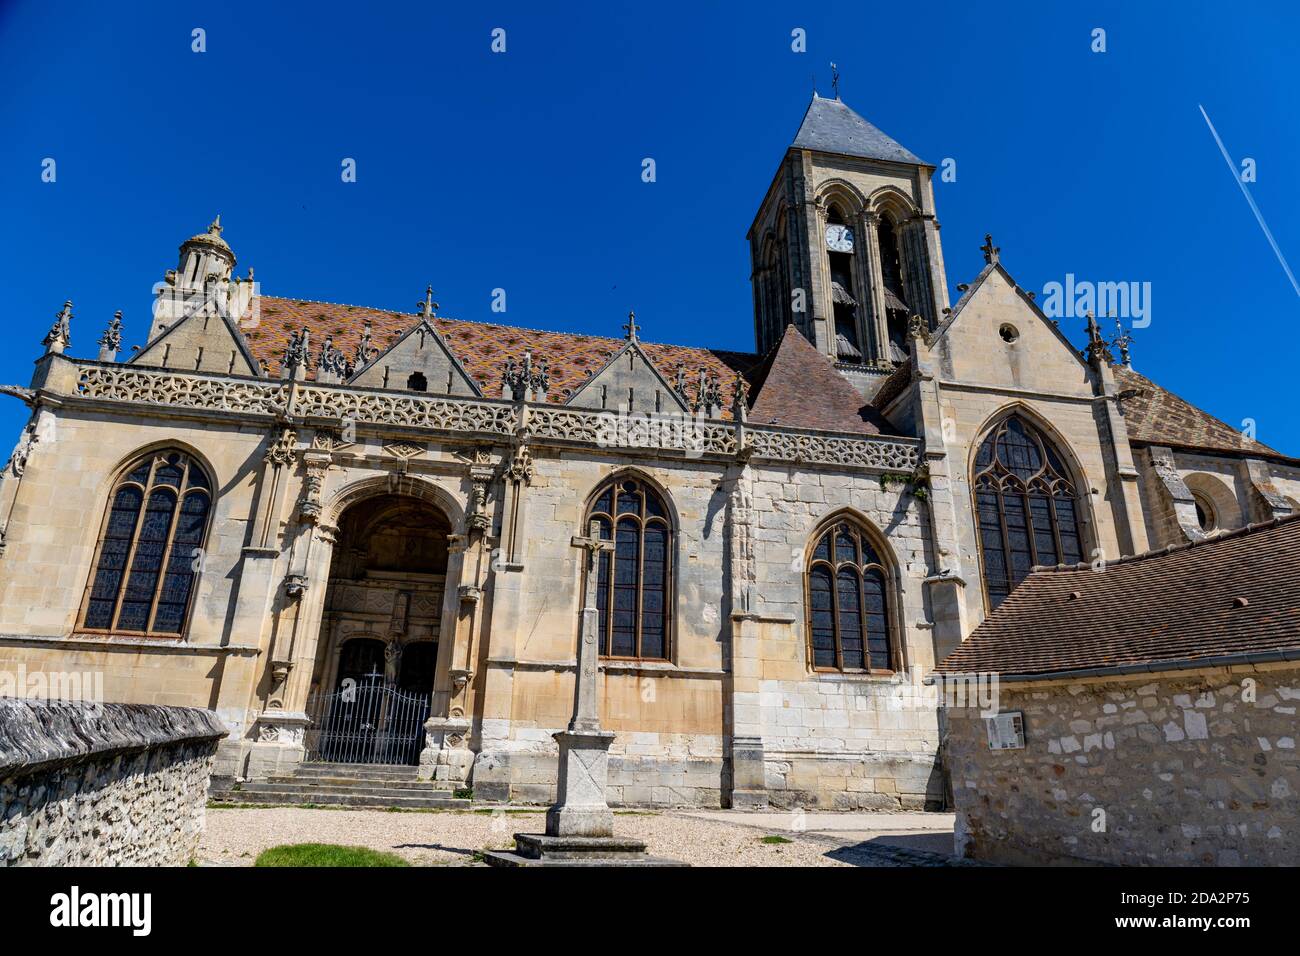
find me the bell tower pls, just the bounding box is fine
[747,93,950,391]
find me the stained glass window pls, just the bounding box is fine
[973,416,1086,609]
[586,477,672,660]
[806,521,894,672]
[80,450,212,636]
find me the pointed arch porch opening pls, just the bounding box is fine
[304,493,452,765]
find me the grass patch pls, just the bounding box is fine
[452,787,473,800]
[760,835,793,845]
[254,843,409,868]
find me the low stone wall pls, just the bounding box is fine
[0,698,227,866]
[946,666,1300,866]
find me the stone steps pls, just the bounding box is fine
[210,785,471,811]
[289,762,422,781]
[209,761,471,810]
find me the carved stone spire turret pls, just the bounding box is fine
[43,301,73,355]
[97,311,123,362]
[623,310,640,342]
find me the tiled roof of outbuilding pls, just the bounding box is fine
[934,514,1300,680]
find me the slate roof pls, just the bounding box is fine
[791,94,925,165]
[245,296,760,418]
[934,514,1300,680]
[1114,365,1285,460]
[747,325,890,434]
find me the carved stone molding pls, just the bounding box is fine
[70,363,922,475]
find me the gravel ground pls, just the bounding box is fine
[199,805,955,867]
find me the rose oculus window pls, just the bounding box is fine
[973,415,1085,609]
[806,520,894,673]
[80,450,213,636]
[586,477,671,661]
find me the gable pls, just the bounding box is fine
[246,297,760,418]
[566,341,688,415]
[130,310,259,376]
[936,267,1093,398]
[348,320,480,396]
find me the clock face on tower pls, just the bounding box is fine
[825,224,854,253]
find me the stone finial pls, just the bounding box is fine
[355,320,378,368]
[284,327,310,379]
[730,373,750,422]
[502,350,550,401]
[1083,311,1114,365]
[907,313,931,344]
[316,335,349,381]
[43,300,73,355]
[623,310,640,342]
[97,310,123,362]
[419,285,439,319]
[208,214,222,236]
[980,233,1000,265]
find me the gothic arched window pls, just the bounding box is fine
[80,450,213,636]
[806,520,894,673]
[973,416,1086,609]
[586,477,672,661]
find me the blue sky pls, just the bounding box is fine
[1,1,1297,451]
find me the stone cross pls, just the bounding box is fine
[569,520,614,733]
[622,311,640,342]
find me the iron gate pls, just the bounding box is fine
[304,678,431,766]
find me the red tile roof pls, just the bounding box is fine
[245,296,759,418]
[747,325,890,434]
[1115,365,1284,460]
[935,514,1300,679]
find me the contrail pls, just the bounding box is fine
[1199,103,1300,298]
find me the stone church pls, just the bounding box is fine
[2,93,1297,810]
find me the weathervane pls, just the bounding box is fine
[1110,315,1134,367]
[830,62,840,99]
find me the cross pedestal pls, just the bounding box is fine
[484,522,686,867]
